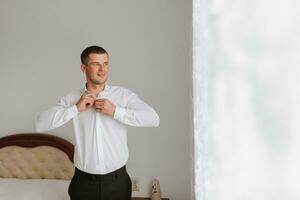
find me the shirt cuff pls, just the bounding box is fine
[114,106,126,122]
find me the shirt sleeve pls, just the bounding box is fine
[35,95,79,132]
[113,91,160,127]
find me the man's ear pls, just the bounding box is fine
[80,64,86,73]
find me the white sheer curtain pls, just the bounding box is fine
[193,0,300,199]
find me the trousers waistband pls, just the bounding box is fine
[74,166,127,181]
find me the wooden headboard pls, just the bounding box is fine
[0,133,75,179]
[0,133,74,162]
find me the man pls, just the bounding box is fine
[35,45,160,200]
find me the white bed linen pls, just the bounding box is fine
[0,178,70,200]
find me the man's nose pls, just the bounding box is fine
[98,65,104,71]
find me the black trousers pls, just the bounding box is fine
[68,165,132,200]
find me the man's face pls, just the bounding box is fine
[82,53,109,85]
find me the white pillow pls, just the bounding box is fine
[0,178,70,200]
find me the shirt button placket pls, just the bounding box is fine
[95,111,105,170]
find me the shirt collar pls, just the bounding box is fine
[81,83,110,98]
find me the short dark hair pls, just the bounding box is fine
[81,45,108,65]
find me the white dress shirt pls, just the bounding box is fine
[35,84,160,174]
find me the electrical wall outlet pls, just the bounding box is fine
[131,177,140,191]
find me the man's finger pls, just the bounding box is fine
[98,102,105,106]
[86,98,95,107]
[95,101,104,106]
[96,98,106,102]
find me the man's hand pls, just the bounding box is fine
[94,98,116,117]
[76,93,96,112]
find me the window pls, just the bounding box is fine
[193,0,300,199]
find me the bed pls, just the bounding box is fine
[0,133,74,200]
[0,133,166,200]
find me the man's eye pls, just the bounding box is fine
[91,63,100,67]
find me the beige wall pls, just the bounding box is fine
[0,1,192,199]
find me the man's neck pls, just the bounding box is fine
[86,82,106,95]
